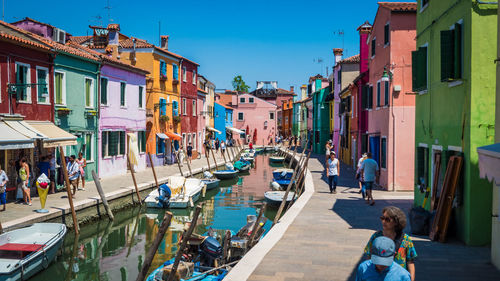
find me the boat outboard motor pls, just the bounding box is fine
[271,181,281,191]
[203,171,213,178]
[157,184,171,208]
[200,236,222,266]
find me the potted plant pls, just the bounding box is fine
[159,115,170,123]
[56,107,72,116]
[173,116,181,124]
[85,109,98,118]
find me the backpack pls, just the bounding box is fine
[19,166,28,181]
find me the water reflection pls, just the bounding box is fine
[30,153,282,281]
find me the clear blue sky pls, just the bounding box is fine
[3,0,410,91]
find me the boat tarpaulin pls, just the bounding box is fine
[226,127,245,135]
[25,121,77,148]
[206,126,222,134]
[0,121,34,150]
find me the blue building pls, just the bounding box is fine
[214,102,233,142]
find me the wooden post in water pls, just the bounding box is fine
[127,156,143,204]
[221,147,228,164]
[273,151,312,226]
[287,152,312,212]
[204,149,212,172]
[183,149,193,177]
[136,212,173,281]
[65,233,80,281]
[288,143,298,168]
[91,170,114,220]
[59,147,79,235]
[167,205,203,281]
[222,230,231,263]
[248,203,266,248]
[174,150,184,177]
[211,148,219,171]
[147,153,160,190]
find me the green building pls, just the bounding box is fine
[412,0,497,245]
[292,102,300,138]
[312,86,331,154]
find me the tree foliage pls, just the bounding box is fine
[232,75,250,93]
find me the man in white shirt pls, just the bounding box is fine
[326,152,340,194]
[360,152,379,206]
[66,155,80,196]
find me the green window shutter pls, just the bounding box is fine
[109,131,118,156]
[139,86,143,108]
[384,81,389,106]
[120,83,126,106]
[384,24,389,45]
[85,79,92,107]
[119,131,125,155]
[376,82,381,107]
[37,69,45,100]
[440,30,455,82]
[368,86,373,109]
[453,23,462,79]
[85,134,92,160]
[412,50,419,92]
[141,131,146,152]
[102,132,107,158]
[100,78,108,105]
[55,73,63,104]
[419,47,427,91]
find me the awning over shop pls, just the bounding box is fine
[156,133,169,139]
[25,121,77,148]
[0,121,34,150]
[206,126,222,134]
[4,120,46,139]
[226,127,245,135]
[165,132,182,141]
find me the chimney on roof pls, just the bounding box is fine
[290,86,294,93]
[300,85,307,100]
[160,35,169,50]
[333,48,343,64]
[107,23,120,46]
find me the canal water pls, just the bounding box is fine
[31,152,285,281]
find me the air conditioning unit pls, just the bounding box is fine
[53,28,66,44]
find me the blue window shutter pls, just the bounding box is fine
[172,100,178,116]
[173,64,178,80]
[160,61,166,78]
[160,98,166,116]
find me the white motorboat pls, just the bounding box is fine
[145,176,205,209]
[0,223,67,281]
[264,191,295,207]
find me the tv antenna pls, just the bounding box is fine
[104,0,113,24]
[313,58,325,76]
[333,29,347,57]
[90,15,103,27]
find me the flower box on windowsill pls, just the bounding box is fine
[56,107,72,116]
[159,115,170,123]
[160,74,167,81]
[85,110,98,118]
[173,116,181,124]
[172,79,179,85]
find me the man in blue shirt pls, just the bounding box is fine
[360,152,379,206]
[356,236,410,281]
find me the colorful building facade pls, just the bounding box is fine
[180,58,199,157]
[413,0,497,245]
[233,94,277,145]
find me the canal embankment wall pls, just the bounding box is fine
[224,148,314,281]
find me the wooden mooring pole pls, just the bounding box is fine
[59,146,79,235]
[136,211,173,281]
[288,144,298,168]
[183,149,193,177]
[248,203,266,248]
[91,170,114,220]
[211,148,219,170]
[127,155,143,204]
[287,152,312,212]
[204,149,212,172]
[147,153,160,190]
[167,205,203,281]
[175,150,184,177]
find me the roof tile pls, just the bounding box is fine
[378,2,417,12]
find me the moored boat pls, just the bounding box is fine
[264,191,295,206]
[269,156,285,163]
[213,170,238,180]
[145,176,205,209]
[272,168,294,180]
[234,159,251,172]
[201,178,220,190]
[0,223,67,281]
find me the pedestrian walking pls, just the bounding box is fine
[48,153,56,193]
[66,155,80,197]
[325,140,332,165]
[326,152,339,194]
[0,165,8,211]
[178,146,185,167]
[363,206,417,281]
[186,143,193,164]
[220,141,226,157]
[18,157,31,206]
[215,138,220,152]
[356,236,411,281]
[356,153,368,199]
[360,152,379,206]
[76,152,86,191]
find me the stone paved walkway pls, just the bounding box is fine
[247,155,499,281]
[0,148,237,231]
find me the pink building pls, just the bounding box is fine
[197,88,207,156]
[233,94,277,146]
[366,2,416,191]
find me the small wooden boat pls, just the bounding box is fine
[264,191,295,206]
[269,156,285,163]
[146,258,227,281]
[0,223,67,281]
[201,178,220,190]
[273,168,294,180]
[275,179,293,187]
[145,176,204,209]
[234,160,251,172]
[213,170,238,180]
[242,155,254,163]
[254,148,264,154]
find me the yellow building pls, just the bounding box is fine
[75,27,183,165]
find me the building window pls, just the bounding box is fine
[160,60,167,80]
[249,97,254,103]
[192,70,196,84]
[159,98,167,116]
[173,64,179,80]
[85,78,94,108]
[120,82,126,107]
[34,67,48,104]
[440,22,463,82]
[172,100,179,116]
[412,46,428,92]
[182,98,187,115]
[238,112,244,121]
[192,133,196,150]
[381,137,387,169]
[84,133,93,161]
[240,97,245,103]
[138,131,146,153]
[376,81,381,108]
[119,131,126,155]
[100,77,108,105]
[156,135,165,154]
[182,66,187,82]
[182,133,187,149]
[102,131,122,157]
[192,100,196,116]
[384,23,390,45]
[384,81,389,106]
[139,86,144,109]
[269,112,275,120]
[102,131,109,158]
[15,62,31,102]
[421,0,429,11]
[416,146,429,187]
[55,71,65,105]
[371,37,376,57]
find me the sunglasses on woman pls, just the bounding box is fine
[380,216,392,222]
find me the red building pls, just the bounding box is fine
[180,58,199,157]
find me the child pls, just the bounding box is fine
[0,164,9,211]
